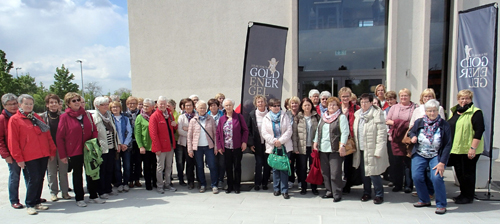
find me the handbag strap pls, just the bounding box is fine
[196,118,215,144]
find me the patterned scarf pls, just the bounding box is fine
[162,110,170,120]
[358,106,372,130]
[269,110,281,138]
[423,114,441,144]
[185,111,195,122]
[140,108,154,121]
[18,108,50,132]
[322,109,341,124]
[98,110,112,123]
[198,113,208,121]
[319,103,328,115]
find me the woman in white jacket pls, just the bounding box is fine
[353,94,389,204]
[261,98,293,199]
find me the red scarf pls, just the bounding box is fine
[65,107,86,118]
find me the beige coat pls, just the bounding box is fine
[187,115,216,154]
[93,112,120,154]
[261,112,293,154]
[352,106,389,176]
[292,111,320,154]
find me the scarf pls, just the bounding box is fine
[185,111,195,122]
[456,102,473,113]
[65,107,86,118]
[198,113,208,121]
[423,114,441,144]
[269,110,281,138]
[322,109,341,124]
[319,103,327,115]
[162,110,170,120]
[98,110,112,123]
[256,108,268,118]
[140,108,154,121]
[358,106,372,130]
[19,108,50,132]
[3,109,14,118]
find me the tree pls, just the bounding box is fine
[84,82,102,109]
[49,64,79,100]
[114,87,131,99]
[15,73,38,95]
[33,82,50,113]
[0,50,18,98]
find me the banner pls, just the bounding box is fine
[240,22,288,118]
[456,3,498,157]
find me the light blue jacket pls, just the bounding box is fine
[113,113,132,147]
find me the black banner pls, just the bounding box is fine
[240,22,288,118]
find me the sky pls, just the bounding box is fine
[0,0,130,94]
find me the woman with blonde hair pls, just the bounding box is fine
[374,84,389,110]
[286,96,301,188]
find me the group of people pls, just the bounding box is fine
[0,85,484,215]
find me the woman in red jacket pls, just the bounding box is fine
[56,92,101,207]
[8,94,56,215]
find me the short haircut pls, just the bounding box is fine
[94,96,110,108]
[195,100,207,108]
[208,98,219,108]
[385,91,397,99]
[222,98,235,106]
[137,97,144,103]
[64,92,81,106]
[457,89,474,100]
[374,84,386,94]
[289,96,300,104]
[252,95,267,107]
[419,88,436,104]
[126,96,138,105]
[359,93,374,103]
[189,95,199,100]
[215,93,225,99]
[143,98,154,106]
[284,98,290,109]
[424,99,440,110]
[268,98,281,107]
[399,88,412,97]
[309,89,320,98]
[319,91,332,99]
[179,98,186,110]
[45,94,61,105]
[184,98,194,107]
[167,99,176,107]
[338,87,352,96]
[109,101,122,111]
[1,93,17,105]
[326,97,341,106]
[18,94,34,104]
[157,96,168,102]
[299,97,315,114]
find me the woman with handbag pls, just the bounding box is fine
[292,97,320,195]
[353,94,388,204]
[57,92,101,207]
[313,97,349,202]
[261,98,293,199]
[187,100,219,194]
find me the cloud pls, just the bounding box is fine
[0,0,130,93]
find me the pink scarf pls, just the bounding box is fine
[322,109,341,124]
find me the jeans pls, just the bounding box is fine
[254,143,271,186]
[115,149,131,186]
[99,150,115,195]
[224,148,242,190]
[70,154,99,201]
[272,148,290,193]
[174,146,187,182]
[412,154,447,208]
[194,146,218,188]
[130,141,143,182]
[143,151,157,189]
[359,150,384,198]
[24,157,49,207]
[215,153,225,182]
[8,159,28,204]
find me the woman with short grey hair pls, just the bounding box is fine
[309,89,320,107]
[316,91,332,116]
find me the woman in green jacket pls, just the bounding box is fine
[134,98,157,190]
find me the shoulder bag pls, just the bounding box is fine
[267,146,291,175]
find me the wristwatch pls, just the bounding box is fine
[470,146,476,150]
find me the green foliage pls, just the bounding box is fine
[0,50,18,97]
[49,64,79,100]
[114,87,131,100]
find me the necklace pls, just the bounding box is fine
[48,112,59,120]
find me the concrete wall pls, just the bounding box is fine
[128,0,297,106]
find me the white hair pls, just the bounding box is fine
[18,94,34,104]
[157,96,168,102]
[93,96,109,108]
[189,95,199,100]
[309,89,320,98]
[195,100,207,108]
[222,98,235,106]
[319,91,331,98]
[2,93,17,105]
[143,98,154,106]
[424,99,440,110]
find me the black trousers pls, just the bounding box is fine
[70,154,99,201]
[224,148,242,190]
[254,143,271,186]
[392,155,413,190]
[130,141,143,182]
[449,153,480,200]
[143,151,157,189]
[288,153,297,183]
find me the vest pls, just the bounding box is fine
[316,114,344,152]
[450,105,484,154]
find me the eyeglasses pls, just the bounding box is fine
[270,105,280,108]
[71,98,81,103]
[360,101,371,104]
[4,103,18,107]
[321,98,328,101]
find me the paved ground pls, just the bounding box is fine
[1,158,500,224]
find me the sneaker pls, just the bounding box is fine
[165,186,177,192]
[26,207,38,215]
[99,194,109,199]
[157,188,165,194]
[117,185,124,192]
[89,198,106,204]
[76,200,87,207]
[288,181,294,189]
[123,185,130,192]
[435,207,447,215]
[50,194,59,202]
[212,187,219,194]
[135,180,142,187]
[34,204,49,210]
[62,193,72,200]
[413,202,431,207]
[199,186,206,193]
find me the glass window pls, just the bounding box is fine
[298,0,388,71]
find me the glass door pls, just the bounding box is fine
[344,77,383,97]
[299,78,338,99]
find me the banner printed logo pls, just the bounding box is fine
[459,45,489,88]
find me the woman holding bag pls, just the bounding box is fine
[261,98,293,199]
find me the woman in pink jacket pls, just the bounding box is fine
[187,100,219,194]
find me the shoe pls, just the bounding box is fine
[300,189,307,195]
[99,194,109,199]
[188,183,194,190]
[200,186,206,193]
[146,186,153,191]
[361,194,372,202]
[404,188,412,193]
[235,189,241,194]
[225,189,232,194]
[388,182,394,187]
[40,198,47,203]
[26,207,38,215]
[262,185,269,190]
[218,181,223,189]
[89,198,106,204]
[282,193,290,199]
[342,187,351,194]
[165,186,177,192]
[455,197,473,204]
[12,203,24,209]
[452,195,463,202]
[135,180,142,187]
[413,202,431,207]
[157,188,165,194]
[51,194,59,202]
[76,200,87,207]
[392,187,402,192]
[412,192,418,197]
[179,181,187,186]
[288,181,294,189]
[254,185,260,191]
[68,187,73,192]
[333,197,342,202]
[322,194,333,199]
[430,195,435,200]
[435,207,447,215]
[128,182,135,188]
[213,187,219,194]
[373,197,384,204]
[35,204,49,210]
[273,191,281,196]
[312,189,319,195]
[123,185,130,192]
[117,185,124,192]
[62,193,72,200]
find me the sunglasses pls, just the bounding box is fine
[71,98,81,103]
[270,105,280,108]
